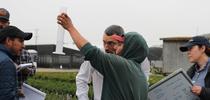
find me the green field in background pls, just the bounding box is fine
[28,72,164,100]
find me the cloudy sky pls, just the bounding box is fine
[1,0,210,49]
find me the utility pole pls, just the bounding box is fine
[195,26,199,35]
[34,28,39,45]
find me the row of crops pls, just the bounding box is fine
[27,72,93,100]
[27,72,164,100]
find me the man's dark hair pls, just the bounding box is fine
[197,44,210,57]
[104,25,124,36]
[0,37,15,44]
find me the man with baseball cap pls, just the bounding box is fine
[0,8,10,29]
[180,36,210,100]
[0,26,32,100]
[0,8,36,97]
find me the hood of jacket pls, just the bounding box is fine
[121,32,149,64]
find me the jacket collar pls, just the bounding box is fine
[0,44,15,61]
[193,59,210,73]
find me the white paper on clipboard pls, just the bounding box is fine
[17,63,33,72]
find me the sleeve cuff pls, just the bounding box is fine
[199,87,205,97]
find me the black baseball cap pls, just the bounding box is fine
[0,8,10,21]
[180,36,210,52]
[0,26,32,41]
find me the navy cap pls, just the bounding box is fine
[180,36,210,52]
[0,8,10,21]
[0,26,32,41]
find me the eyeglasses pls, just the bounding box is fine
[103,41,118,46]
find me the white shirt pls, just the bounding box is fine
[141,57,150,81]
[76,61,103,100]
[76,58,150,100]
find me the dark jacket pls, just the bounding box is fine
[187,63,210,100]
[81,32,149,100]
[0,44,18,100]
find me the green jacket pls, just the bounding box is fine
[80,32,149,100]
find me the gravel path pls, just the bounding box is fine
[37,68,79,72]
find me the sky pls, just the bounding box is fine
[1,0,210,50]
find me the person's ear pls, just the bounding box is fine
[5,37,13,47]
[201,45,206,52]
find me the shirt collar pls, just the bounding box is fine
[195,58,210,72]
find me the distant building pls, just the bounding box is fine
[148,46,163,61]
[25,44,84,69]
[148,46,163,69]
[160,37,193,73]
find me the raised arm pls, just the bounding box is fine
[57,13,88,49]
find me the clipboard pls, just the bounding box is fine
[17,63,33,72]
[19,83,46,100]
[148,68,200,100]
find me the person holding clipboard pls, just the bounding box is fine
[180,36,210,100]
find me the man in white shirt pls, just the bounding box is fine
[76,25,150,100]
[141,57,150,81]
[76,61,103,100]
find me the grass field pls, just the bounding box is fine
[27,72,164,100]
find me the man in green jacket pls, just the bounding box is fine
[57,13,149,100]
